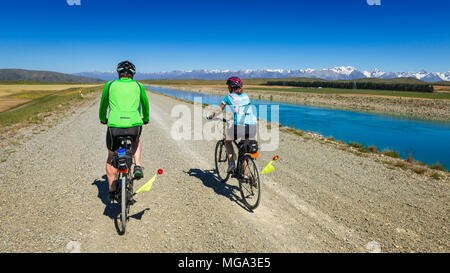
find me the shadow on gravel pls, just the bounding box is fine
[185,168,252,212]
[129,208,150,220]
[92,175,120,219]
[92,175,151,235]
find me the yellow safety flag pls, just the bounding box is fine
[261,155,279,175]
[135,174,157,194]
[135,169,163,194]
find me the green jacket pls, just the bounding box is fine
[99,78,150,127]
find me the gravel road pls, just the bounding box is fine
[0,90,448,253]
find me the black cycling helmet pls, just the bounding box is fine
[226,76,243,90]
[116,60,136,75]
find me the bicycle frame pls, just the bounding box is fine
[211,116,262,210]
[214,117,254,178]
[114,136,136,233]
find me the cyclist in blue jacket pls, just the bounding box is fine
[208,76,257,173]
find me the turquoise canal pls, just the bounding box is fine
[147,86,450,169]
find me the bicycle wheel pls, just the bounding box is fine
[120,174,127,233]
[215,140,230,182]
[238,157,262,210]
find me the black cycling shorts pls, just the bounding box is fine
[106,126,142,152]
[226,125,257,140]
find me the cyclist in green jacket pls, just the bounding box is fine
[99,61,150,200]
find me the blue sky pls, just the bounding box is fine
[0,0,449,73]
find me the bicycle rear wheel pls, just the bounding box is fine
[215,140,230,183]
[238,157,262,210]
[120,175,127,233]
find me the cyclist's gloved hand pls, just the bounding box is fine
[143,120,149,125]
[206,114,213,120]
[100,119,108,125]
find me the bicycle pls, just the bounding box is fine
[111,136,137,234]
[213,118,262,210]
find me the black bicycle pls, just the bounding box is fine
[213,118,262,210]
[111,136,136,234]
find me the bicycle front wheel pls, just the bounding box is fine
[215,140,230,183]
[239,157,262,210]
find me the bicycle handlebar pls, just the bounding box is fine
[211,117,229,123]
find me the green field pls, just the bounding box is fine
[0,80,101,85]
[0,83,103,112]
[245,87,450,100]
[0,85,103,128]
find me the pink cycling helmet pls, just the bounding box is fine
[226,76,243,90]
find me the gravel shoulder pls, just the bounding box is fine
[0,90,448,253]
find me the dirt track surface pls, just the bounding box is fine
[0,91,448,253]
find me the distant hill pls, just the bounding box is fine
[0,69,103,83]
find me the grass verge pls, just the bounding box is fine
[0,86,102,129]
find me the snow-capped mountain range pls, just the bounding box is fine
[73,66,450,82]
